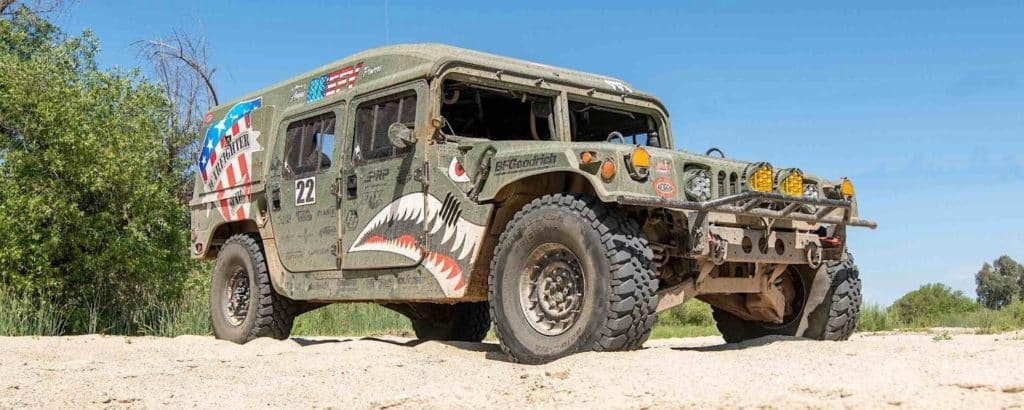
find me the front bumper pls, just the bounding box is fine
[615,191,877,229]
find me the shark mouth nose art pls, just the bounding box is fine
[349,192,485,297]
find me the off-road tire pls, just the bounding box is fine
[210,233,297,343]
[489,194,659,364]
[712,252,862,343]
[384,302,491,342]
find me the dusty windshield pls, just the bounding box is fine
[568,101,662,147]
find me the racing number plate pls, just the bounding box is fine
[295,176,316,206]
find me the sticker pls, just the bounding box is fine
[344,210,359,230]
[361,65,382,77]
[197,97,264,221]
[447,158,470,183]
[655,159,672,174]
[604,80,632,93]
[202,112,213,126]
[362,168,390,185]
[289,83,306,102]
[652,177,677,199]
[307,62,363,104]
[493,154,557,175]
[348,192,486,297]
[318,226,336,237]
[295,176,316,206]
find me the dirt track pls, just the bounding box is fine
[1,331,1023,409]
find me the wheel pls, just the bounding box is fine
[712,252,862,343]
[209,233,296,343]
[489,194,659,364]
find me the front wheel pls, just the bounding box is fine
[489,194,659,364]
[209,234,296,343]
[712,252,862,343]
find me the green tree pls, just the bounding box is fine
[0,9,195,333]
[975,255,1022,309]
[892,283,977,325]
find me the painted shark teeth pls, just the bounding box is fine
[348,192,486,297]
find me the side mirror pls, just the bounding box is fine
[387,122,416,149]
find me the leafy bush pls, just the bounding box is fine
[657,299,714,327]
[0,10,199,334]
[891,283,978,326]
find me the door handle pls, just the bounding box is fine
[346,174,357,199]
[270,184,281,210]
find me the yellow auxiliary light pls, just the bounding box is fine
[749,164,774,193]
[625,146,651,180]
[780,170,804,196]
[840,178,856,198]
[631,147,651,168]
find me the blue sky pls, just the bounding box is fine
[58,1,1023,304]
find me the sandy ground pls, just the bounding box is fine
[1,331,1023,409]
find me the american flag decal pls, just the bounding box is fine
[306,62,363,103]
[198,97,263,222]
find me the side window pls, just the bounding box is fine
[568,101,661,147]
[283,113,335,179]
[354,92,417,162]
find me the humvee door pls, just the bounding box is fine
[340,82,428,271]
[267,108,341,272]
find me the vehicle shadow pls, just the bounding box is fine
[357,336,425,347]
[290,337,350,347]
[669,335,804,352]
[295,335,515,360]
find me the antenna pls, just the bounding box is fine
[385,0,390,45]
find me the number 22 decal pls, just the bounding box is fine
[295,177,315,206]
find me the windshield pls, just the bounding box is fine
[568,101,662,147]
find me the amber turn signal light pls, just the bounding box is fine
[600,159,616,180]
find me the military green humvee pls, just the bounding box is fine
[190,43,876,363]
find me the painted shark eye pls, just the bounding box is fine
[448,158,470,183]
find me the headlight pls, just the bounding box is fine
[683,169,712,201]
[746,163,773,193]
[803,183,819,199]
[840,178,855,198]
[777,169,804,197]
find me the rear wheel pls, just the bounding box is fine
[712,252,862,343]
[489,194,659,364]
[210,234,296,343]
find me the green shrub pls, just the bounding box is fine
[1,9,199,335]
[657,299,714,327]
[856,303,901,332]
[891,283,978,326]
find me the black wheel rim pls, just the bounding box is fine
[519,243,586,336]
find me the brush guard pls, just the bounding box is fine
[615,191,877,229]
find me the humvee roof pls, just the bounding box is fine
[212,43,661,114]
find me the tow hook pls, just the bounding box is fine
[806,244,823,269]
